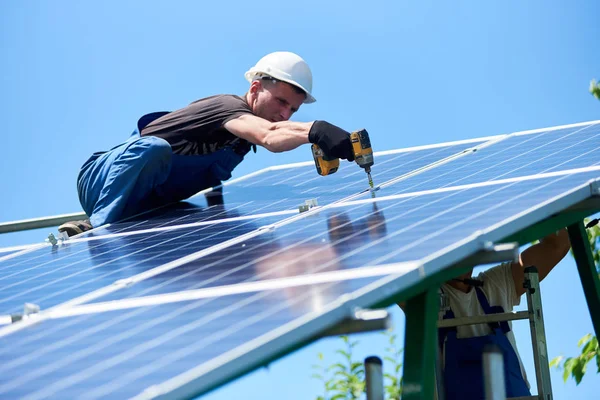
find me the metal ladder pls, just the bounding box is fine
[435,266,553,400]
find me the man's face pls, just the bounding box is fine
[251,80,306,122]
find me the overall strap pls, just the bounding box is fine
[438,287,456,349]
[474,287,510,333]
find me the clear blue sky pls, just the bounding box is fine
[1,1,599,398]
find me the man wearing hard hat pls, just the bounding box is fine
[59,52,355,236]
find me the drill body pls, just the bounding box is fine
[312,129,375,189]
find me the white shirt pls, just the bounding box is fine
[440,262,529,387]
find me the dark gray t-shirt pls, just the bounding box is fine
[141,94,254,156]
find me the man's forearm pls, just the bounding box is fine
[262,121,313,152]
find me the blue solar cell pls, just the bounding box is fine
[82,169,600,304]
[0,215,283,315]
[383,122,600,195]
[0,276,383,399]
[95,141,486,234]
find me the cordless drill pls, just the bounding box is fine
[311,129,375,190]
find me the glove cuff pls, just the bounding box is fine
[308,120,327,144]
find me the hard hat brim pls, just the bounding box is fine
[245,70,316,104]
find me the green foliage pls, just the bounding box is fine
[591,79,600,101]
[312,330,403,400]
[553,218,600,384]
[550,334,600,384]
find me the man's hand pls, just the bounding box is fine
[308,121,355,161]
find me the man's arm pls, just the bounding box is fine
[224,114,355,160]
[512,229,571,297]
[224,114,312,153]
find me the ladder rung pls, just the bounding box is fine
[437,311,529,328]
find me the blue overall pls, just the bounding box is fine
[77,112,248,227]
[439,287,531,399]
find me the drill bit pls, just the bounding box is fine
[365,167,375,198]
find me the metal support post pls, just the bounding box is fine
[523,267,552,400]
[483,344,506,400]
[567,221,600,337]
[365,356,384,400]
[403,288,439,400]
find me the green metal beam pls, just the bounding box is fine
[402,288,439,400]
[567,221,600,337]
[502,209,597,246]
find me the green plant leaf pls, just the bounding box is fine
[330,362,347,372]
[311,373,324,380]
[578,333,593,347]
[549,356,563,369]
[350,362,363,373]
[335,350,351,360]
[384,356,396,364]
[563,357,575,382]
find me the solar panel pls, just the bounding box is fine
[382,121,600,194]
[0,214,286,315]
[1,121,599,399]
[103,139,489,233]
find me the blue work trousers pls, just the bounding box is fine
[76,113,244,227]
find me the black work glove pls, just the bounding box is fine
[308,121,355,162]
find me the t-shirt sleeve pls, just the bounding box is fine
[219,96,254,125]
[478,262,521,309]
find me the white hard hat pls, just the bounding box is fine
[245,51,316,104]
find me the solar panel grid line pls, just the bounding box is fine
[297,144,472,194]
[380,124,600,197]
[58,206,295,245]
[10,162,596,328]
[83,198,259,239]
[61,169,529,310]
[2,168,592,340]
[0,213,254,291]
[194,136,499,197]
[30,263,422,320]
[0,181,423,338]
[366,171,596,268]
[0,206,203,272]
[373,135,502,156]
[336,166,600,208]
[404,122,600,193]
[89,279,374,400]
[0,243,48,263]
[135,272,419,400]
[0,244,39,254]
[0,290,276,399]
[2,125,596,318]
[3,176,600,396]
[294,143,483,192]
[0,274,393,400]
[511,119,600,137]
[0,213,287,327]
[0,175,386,332]
[468,178,598,248]
[0,198,273,280]
[376,135,507,192]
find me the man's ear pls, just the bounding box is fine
[249,80,263,95]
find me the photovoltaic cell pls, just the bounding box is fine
[0,276,384,400]
[382,122,600,195]
[83,169,600,304]
[0,215,283,315]
[96,140,488,234]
